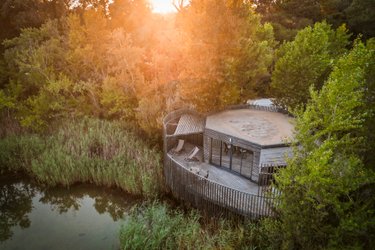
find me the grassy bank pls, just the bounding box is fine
[120,202,270,250]
[0,118,164,198]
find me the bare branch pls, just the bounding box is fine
[172,0,189,13]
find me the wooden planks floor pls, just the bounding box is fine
[168,142,260,195]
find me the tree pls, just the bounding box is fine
[253,0,322,41]
[253,0,375,41]
[1,20,74,129]
[270,21,350,110]
[268,40,375,249]
[226,16,276,98]
[345,0,375,39]
[0,8,146,130]
[0,0,69,50]
[176,0,275,112]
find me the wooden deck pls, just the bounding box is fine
[165,153,276,218]
[168,143,260,195]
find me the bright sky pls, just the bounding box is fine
[149,0,178,14]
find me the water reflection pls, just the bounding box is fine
[39,184,136,221]
[0,178,35,241]
[0,175,139,250]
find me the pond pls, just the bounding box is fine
[0,175,140,250]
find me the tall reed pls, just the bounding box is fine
[0,118,164,197]
[0,135,45,174]
[120,202,267,250]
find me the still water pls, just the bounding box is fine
[0,175,139,250]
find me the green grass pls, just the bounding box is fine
[120,202,268,250]
[0,134,46,174]
[0,118,164,198]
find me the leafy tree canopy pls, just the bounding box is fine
[271,21,350,110]
[177,0,276,112]
[253,0,375,41]
[268,39,375,249]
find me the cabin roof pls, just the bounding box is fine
[206,109,294,147]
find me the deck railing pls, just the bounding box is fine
[164,156,279,219]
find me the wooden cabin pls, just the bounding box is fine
[163,102,294,219]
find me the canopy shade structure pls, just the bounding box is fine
[172,114,205,136]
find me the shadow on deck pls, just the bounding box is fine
[165,143,276,219]
[168,143,259,195]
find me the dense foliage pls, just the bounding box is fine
[0,0,276,139]
[1,12,143,130]
[271,21,350,110]
[176,0,276,111]
[0,118,164,197]
[0,0,374,249]
[253,0,375,41]
[268,40,375,249]
[0,0,69,51]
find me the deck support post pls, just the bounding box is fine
[229,138,233,170]
[219,141,222,166]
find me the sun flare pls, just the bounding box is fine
[149,0,177,14]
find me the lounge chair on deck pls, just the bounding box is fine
[223,142,231,155]
[185,146,200,162]
[189,166,209,178]
[172,139,185,154]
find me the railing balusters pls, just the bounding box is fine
[165,154,275,220]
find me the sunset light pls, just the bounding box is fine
[0,0,373,248]
[150,0,177,14]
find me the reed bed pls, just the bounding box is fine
[120,202,268,250]
[0,118,164,198]
[0,135,45,174]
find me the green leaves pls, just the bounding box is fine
[1,11,145,131]
[177,1,276,112]
[271,21,350,110]
[270,40,375,248]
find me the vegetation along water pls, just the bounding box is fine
[0,0,374,249]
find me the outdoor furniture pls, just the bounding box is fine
[189,166,209,178]
[172,139,185,154]
[185,146,200,162]
[223,142,231,154]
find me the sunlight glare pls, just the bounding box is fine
[150,0,177,14]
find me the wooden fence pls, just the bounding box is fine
[164,156,280,220]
